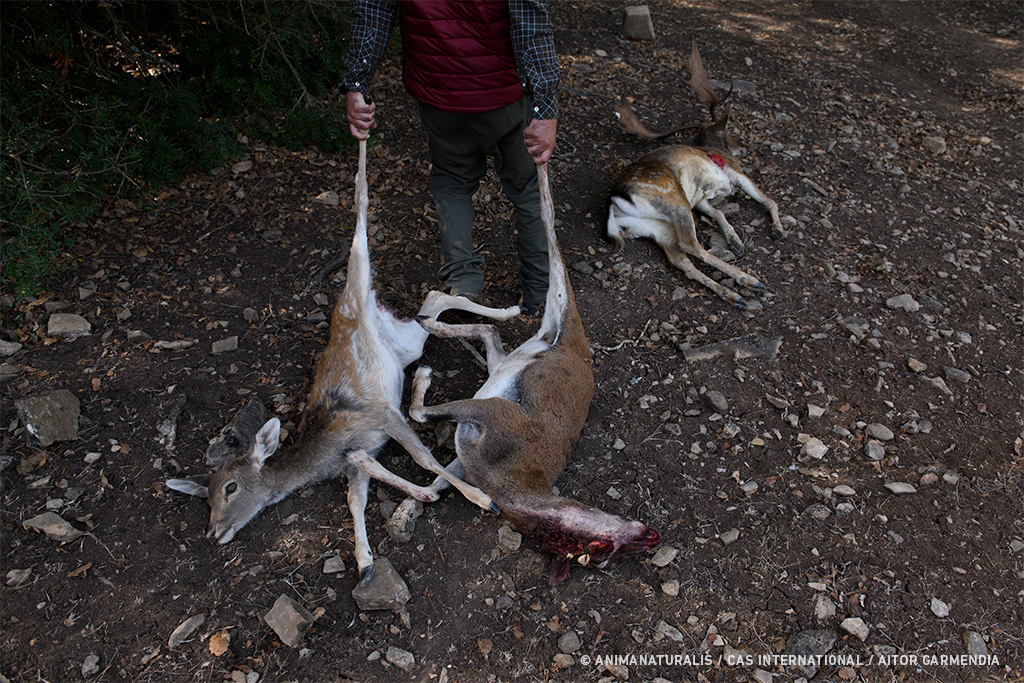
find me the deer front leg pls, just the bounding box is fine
[345,449,441,503]
[733,174,785,240]
[694,199,745,258]
[346,466,375,584]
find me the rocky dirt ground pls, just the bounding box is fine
[2,2,1022,682]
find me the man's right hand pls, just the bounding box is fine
[346,91,376,139]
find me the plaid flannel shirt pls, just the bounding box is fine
[342,0,560,120]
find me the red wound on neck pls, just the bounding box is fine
[706,152,727,168]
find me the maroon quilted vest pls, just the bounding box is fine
[398,0,524,113]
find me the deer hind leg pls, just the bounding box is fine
[694,199,745,258]
[345,448,441,504]
[416,318,508,373]
[381,406,496,513]
[733,174,785,240]
[346,466,375,583]
[417,290,520,321]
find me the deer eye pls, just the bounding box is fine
[225,482,237,496]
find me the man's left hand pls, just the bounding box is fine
[524,118,557,164]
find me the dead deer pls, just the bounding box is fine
[609,41,784,310]
[408,162,660,586]
[167,139,520,583]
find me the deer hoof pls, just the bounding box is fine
[772,227,786,241]
[729,240,746,258]
[358,564,375,586]
[489,502,501,515]
[746,280,766,294]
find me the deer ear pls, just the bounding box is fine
[166,474,211,498]
[251,418,281,469]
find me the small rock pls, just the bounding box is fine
[621,4,655,40]
[231,159,253,174]
[813,593,836,620]
[497,523,522,553]
[606,486,622,500]
[886,294,920,312]
[168,614,205,649]
[922,136,947,154]
[833,485,856,497]
[558,631,582,653]
[704,390,729,415]
[925,376,954,396]
[800,438,829,461]
[243,307,260,322]
[22,511,85,542]
[613,438,626,450]
[649,545,679,567]
[47,312,91,338]
[907,357,928,373]
[943,366,971,383]
[212,336,239,354]
[351,557,411,611]
[82,653,101,677]
[943,472,961,485]
[661,579,680,596]
[386,646,415,672]
[784,630,836,678]
[552,653,575,669]
[720,528,740,545]
[930,597,950,618]
[885,482,917,494]
[806,404,826,419]
[15,390,81,447]
[0,340,22,356]
[864,440,886,461]
[919,472,939,486]
[841,617,870,641]
[264,594,314,647]
[805,503,831,521]
[655,620,685,642]
[385,497,423,543]
[572,261,595,276]
[604,662,630,680]
[323,555,346,574]
[964,631,988,657]
[313,190,340,206]
[865,423,895,441]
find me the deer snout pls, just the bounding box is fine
[206,520,238,544]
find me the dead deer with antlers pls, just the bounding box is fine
[609,41,784,310]
[167,138,521,584]
[408,162,660,585]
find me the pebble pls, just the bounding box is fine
[661,579,680,596]
[603,662,630,680]
[264,594,314,647]
[925,375,954,396]
[720,528,740,545]
[385,497,423,543]
[558,631,582,653]
[922,136,947,154]
[885,482,917,494]
[386,646,415,672]
[930,597,950,618]
[964,631,988,657]
[704,390,729,414]
[805,504,831,521]
[552,653,575,669]
[886,294,920,312]
[6,568,31,587]
[841,616,870,641]
[800,438,829,461]
[15,390,81,447]
[943,366,970,383]
[497,523,522,553]
[813,593,836,620]
[47,312,92,338]
[212,336,238,354]
[864,440,886,461]
[606,486,622,500]
[806,404,825,419]
[351,558,411,611]
[907,357,927,372]
[323,555,346,574]
[865,423,894,441]
[0,340,22,356]
[649,545,679,567]
[613,438,626,450]
[81,653,101,677]
[784,630,836,678]
[832,485,856,497]
[22,511,84,542]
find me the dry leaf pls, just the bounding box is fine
[477,637,492,662]
[209,628,230,656]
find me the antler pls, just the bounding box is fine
[613,95,701,140]
[687,40,733,122]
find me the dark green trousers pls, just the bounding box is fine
[417,98,548,306]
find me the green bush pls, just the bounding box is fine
[1,0,354,298]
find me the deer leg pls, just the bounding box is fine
[417,290,520,321]
[663,209,766,296]
[345,449,441,503]
[382,407,496,513]
[416,318,508,372]
[694,199,745,258]
[661,245,750,310]
[346,465,375,583]
[733,175,785,240]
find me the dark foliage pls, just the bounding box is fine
[1,0,354,297]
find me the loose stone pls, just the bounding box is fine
[865,423,894,441]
